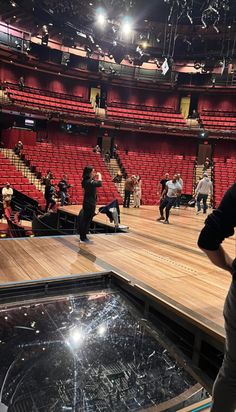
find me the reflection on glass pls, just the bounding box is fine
[0,291,203,411]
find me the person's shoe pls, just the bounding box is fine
[163,220,169,224]
[196,210,201,215]
[80,237,93,244]
[203,211,207,214]
[156,216,165,221]
[176,206,180,209]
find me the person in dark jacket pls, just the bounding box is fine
[58,175,71,206]
[79,166,102,243]
[198,183,236,412]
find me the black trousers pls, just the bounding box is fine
[78,206,95,240]
[159,196,176,220]
[123,190,131,208]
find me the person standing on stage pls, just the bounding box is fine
[58,175,71,206]
[123,175,135,208]
[157,174,181,224]
[195,172,213,214]
[133,175,142,208]
[174,173,183,209]
[198,183,236,412]
[158,173,169,198]
[79,166,102,243]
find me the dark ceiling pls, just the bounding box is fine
[0,0,236,61]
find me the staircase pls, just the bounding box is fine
[194,164,213,207]
[105,158,125,199]
[1,149,45,193]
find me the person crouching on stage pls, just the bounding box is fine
[157,174,181,224]
[79,166,102,243]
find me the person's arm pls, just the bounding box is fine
[198,184,236,274]
[161,185,168,198]
[195,181,201,196]
[91,173,102,187]
[200,246,233,274]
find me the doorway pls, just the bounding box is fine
[198,143,212,165]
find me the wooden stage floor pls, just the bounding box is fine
[0,205,234,341]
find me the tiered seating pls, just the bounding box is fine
[7,86,95,117]
[107,103,186,127]
[200,110,236,130]
[21,143,122,205]
[118,151,195,205]
[214,157,236,207]
[0,152,45,208]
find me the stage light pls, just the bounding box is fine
[121,17,133,35]
[15,40,21,50]
[68,327,84,348]
[96,8,107,27]
[98,324,106,337]
[109,66,116,75]
[42,33,49,46]
[76,31,87,39]
[85,45,92,57]
[88,34,95,44]
[10,1,16,6]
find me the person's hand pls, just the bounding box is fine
[96,172,102,179]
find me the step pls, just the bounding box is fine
[1,149,45,192]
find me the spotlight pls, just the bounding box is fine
[10,0,16,6]
[97,324,106,337]
[96,8,106,27]
[68,327,84,349]
[88,34,95,44]
[154,58,161,68]
[121,17,132,35]
[15,40,21,50]
[61,51,70,66]
[42,24,49,46]
[42,25,48,34]
[76,31,87,39]
[194,61,201,70]
[109,66,116,75]
[85,45,92,57]
[127,55,133,64]
[42,33,49,46]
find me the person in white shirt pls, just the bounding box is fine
[173,173,183,208]
[133,175,142,208]
[157,174,182,224]
[2,182,13,207]
[195,173,213,214]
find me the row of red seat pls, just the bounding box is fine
[22,143,122,205]
[213,157,236,207]
[107,109,186,126]
[118,150,195,204]
[9,92,95,117]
